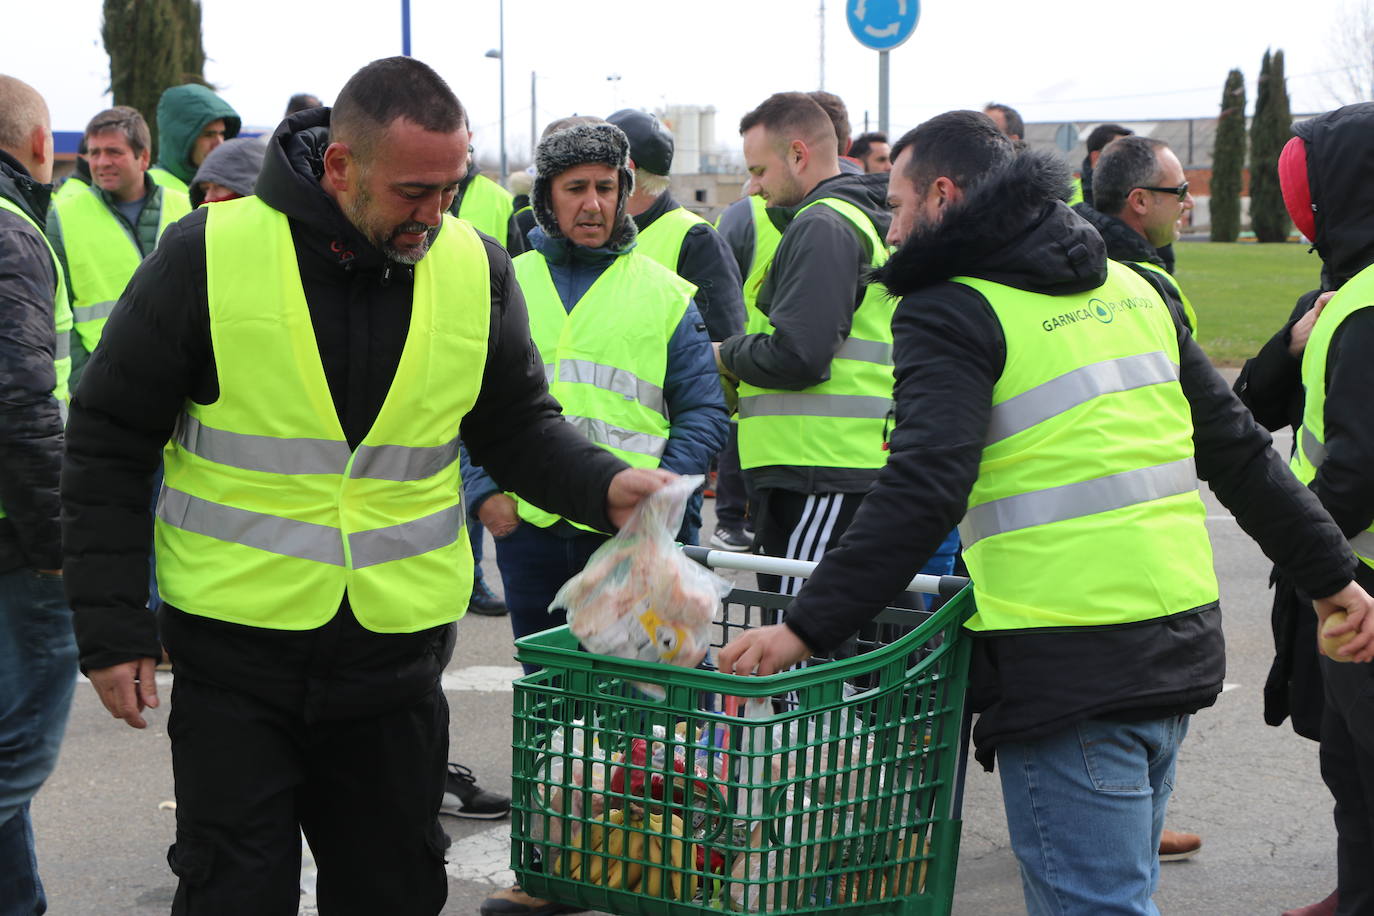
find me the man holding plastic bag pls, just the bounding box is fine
[469,118,727,916]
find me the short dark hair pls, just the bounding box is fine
[330,57,466,164]
[286,93,322,115]
[806,90,851,154]
[1086,123,1133,154]
[983,102,1024,140]
[891,110,1016,192]
[85,106,151,156]
[739,92,836,156]
[850,131,888,160]
[1092,135,1169,216]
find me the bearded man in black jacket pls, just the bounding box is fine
[720,109,1374,916]
[62,57,671,916]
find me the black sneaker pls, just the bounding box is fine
[710,526,752,551]
[468,578,508,617]
[479,884,579,916]
[441,763,511,819]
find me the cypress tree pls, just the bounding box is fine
[102,0,208,156]
[1250,49,1293,243]
[1210,69,1246,243]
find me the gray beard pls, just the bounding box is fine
[343,186,434,264]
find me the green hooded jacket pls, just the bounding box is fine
[151,84,241,188]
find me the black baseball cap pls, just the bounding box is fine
[606,108,674,175]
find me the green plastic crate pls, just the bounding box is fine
[509,581,976,916]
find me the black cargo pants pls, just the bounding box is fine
[165,675,450,915]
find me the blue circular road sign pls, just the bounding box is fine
[847,0,921,51]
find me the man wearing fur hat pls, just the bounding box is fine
[720,109,1374,915]
[470,117,727,915]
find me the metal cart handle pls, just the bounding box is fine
[681,545,970,599]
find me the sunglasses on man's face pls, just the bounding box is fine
[1136,182,1190,202]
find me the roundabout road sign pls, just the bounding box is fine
[847,0,921,52]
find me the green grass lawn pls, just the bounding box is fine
[1174,241,1324,365]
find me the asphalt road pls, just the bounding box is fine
[31,398,1343,915]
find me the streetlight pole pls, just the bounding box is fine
[530,70,537,160]
[484,1,507,181]
[497,0,507,181]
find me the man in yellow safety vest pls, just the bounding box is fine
[721,109,1374,916]
[62,57,673,915]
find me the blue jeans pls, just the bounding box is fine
[0,568,77,916]
[492,522,605,671]
[997,715,1189,916]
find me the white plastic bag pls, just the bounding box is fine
[552,475,729,673]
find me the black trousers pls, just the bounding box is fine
[166,675,450,915]
[753,488,865,599]
[714,425,752,530]
[1320,655,1374,916]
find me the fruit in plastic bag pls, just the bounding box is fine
[551,475,729,673]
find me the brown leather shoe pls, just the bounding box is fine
[478,885,579,916]
[1158,828,1202,861]
[1282,890,1339,916]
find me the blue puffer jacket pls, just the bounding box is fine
[464,225,728,521]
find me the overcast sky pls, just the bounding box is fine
[6,0,1364,166]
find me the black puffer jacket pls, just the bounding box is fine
[777,150,1356,768]
[632,192,745,342]
[717,171,892,494]
[62,108,627,716]
[0,151,63,573]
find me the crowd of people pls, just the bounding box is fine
[2,56,1373,916]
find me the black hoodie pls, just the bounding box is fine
[717,171,892,493]
[0,150,63,573]
[1234,104,1374,734]
[775,151,1355,767]
[61,108,627,715]
[1235,104,1374,544]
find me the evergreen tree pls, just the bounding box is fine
[102,0,208,156]
[1210,69,1246,243]
[1250,49,1293,243]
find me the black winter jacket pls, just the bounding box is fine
[62,109,627,717]
[632,192,745,342]
[775,151,1356,768]
[718,172,892,494]
[0,151,64,573]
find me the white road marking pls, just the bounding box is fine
[80,665,526,694]
[444,822,516,887]
[441,666,523,693]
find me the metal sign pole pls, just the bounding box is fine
[879,50,890,134]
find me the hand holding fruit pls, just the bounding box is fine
[1314,581,1374,663]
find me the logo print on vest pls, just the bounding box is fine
[1090,299,1114,324]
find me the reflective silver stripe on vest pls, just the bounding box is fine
[1353,530,1374,559]
[567,414,667,459]
[833,337,892,365]
[72,299,117,323]
[959,457,1199,546]
[543,362,555,384]
[351,436,461,482]
[987,351,1179,445]
[157,485,346,565]
[737,393,894,421]
[55,333,71,361]
[176,414,351,475]
[175,414,459,482]
[1301,425,1328,467]
[559,358,666,416]
[350,503,465,568]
